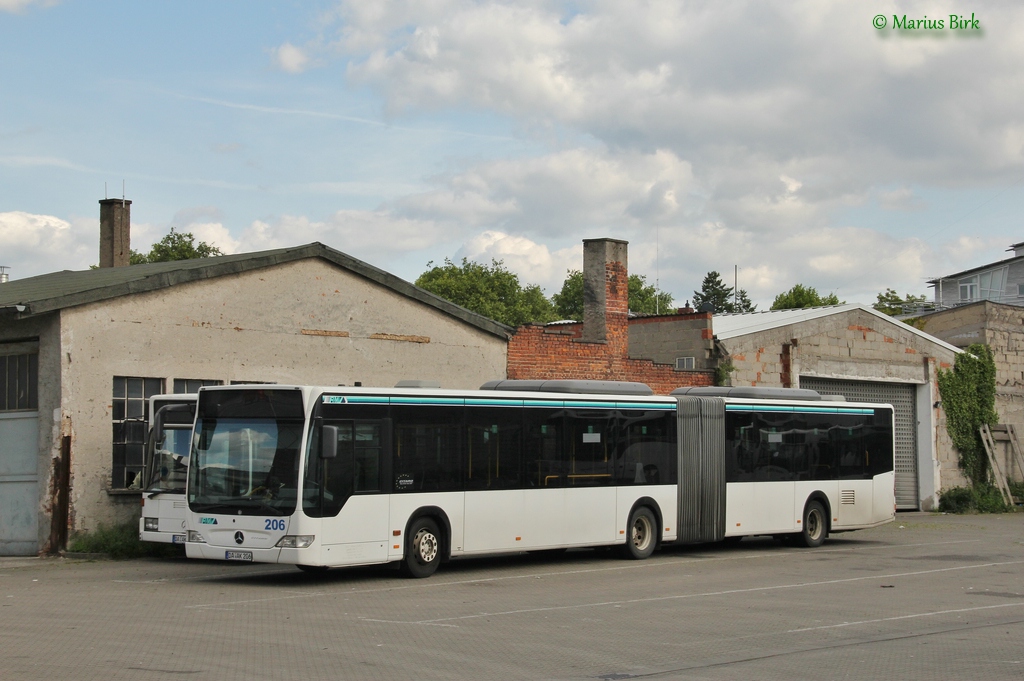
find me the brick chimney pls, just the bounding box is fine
[582,238,628,350]
[99,198,131,268]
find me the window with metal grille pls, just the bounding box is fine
[0,353,37,411]
[112,376,164,489]
[675,357,696,370]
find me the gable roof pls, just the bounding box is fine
[711,303,960,353]
[0,242,512,339]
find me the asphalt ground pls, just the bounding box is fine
[1,512,1023,681]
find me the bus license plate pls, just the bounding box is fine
[171,534,185,544]
[225,550,253,562]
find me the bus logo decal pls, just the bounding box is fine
[323,396,348,404]
[200,517,218,525]
[234,531,245,545]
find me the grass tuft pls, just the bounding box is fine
[68,521,184,560]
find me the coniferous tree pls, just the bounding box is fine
[689,271,757,313]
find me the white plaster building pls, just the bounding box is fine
[0,242,510,555]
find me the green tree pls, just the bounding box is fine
[131,228,223,264]
[551,270,674,319]
[416,258,558,327]
[873,288,928,316]
[770,284,844,310]
[733,289,757,313]
[692,271,756,313]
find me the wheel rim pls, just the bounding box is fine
[631,515,652,552]
[806,508,823,541]
[414,529,438,564]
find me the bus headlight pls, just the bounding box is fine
[276,535,315,549]
[187,530,206,544]
[144,518,159,531]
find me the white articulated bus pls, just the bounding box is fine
[184,382,895,577]
[139,394,197,544]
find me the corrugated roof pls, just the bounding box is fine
[0,242,512,339]
[711,303,961,353]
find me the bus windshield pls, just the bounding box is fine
[145,425,192,493]
[143,396,197,494]
[188,417,304,515]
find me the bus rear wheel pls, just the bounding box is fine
[623,507,657,560]
[798,500,827,548]
[403,517,442,578]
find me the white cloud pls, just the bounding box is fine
[0,211,95,277]
[322,1,1024,198]
[0,0,56,14]
[235,210,455,262]
[394,147,694,235]
[455,230,581,292]
[879,187,926,212]
[272,42,311,73]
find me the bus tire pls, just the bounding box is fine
[623,506,657,560]
[296,564,329,574]
[799,500,827,548]
[403,517,442,578]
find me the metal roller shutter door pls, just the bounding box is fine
[799,377,918,510]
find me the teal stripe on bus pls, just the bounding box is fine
[465,398,524,407]
[323,395,677,411]
[388,397,465,406]
[725,404,875,414]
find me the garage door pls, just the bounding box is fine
[799,377,919,510]
[0,411,39,555]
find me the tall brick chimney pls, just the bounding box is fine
[99,198,131,268]
[582,238,628,348]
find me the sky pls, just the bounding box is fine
[2,1,1023,310]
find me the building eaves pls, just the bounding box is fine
[711,303,961,354]
[0,242,512,340]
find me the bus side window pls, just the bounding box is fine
[391,406,462,492]
[524,408,563,487]
[465,407,523,490]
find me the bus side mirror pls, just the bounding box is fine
[321,425,338,459]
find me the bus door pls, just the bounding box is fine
[307,419,390,564]
[833,423,875,527]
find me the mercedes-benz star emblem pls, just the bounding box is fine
[234,531,244,545]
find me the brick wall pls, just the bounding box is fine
[507,239,714,395]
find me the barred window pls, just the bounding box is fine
[0,353,37,411]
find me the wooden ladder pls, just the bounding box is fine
[979,424,1023,505]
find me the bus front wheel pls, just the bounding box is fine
[798,500,827,548]
[403,517,442,578]
[623,507,657,560]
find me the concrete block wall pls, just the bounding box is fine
[722,309,953,388]
[919,302,1024,482]
[628,312,716,369]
